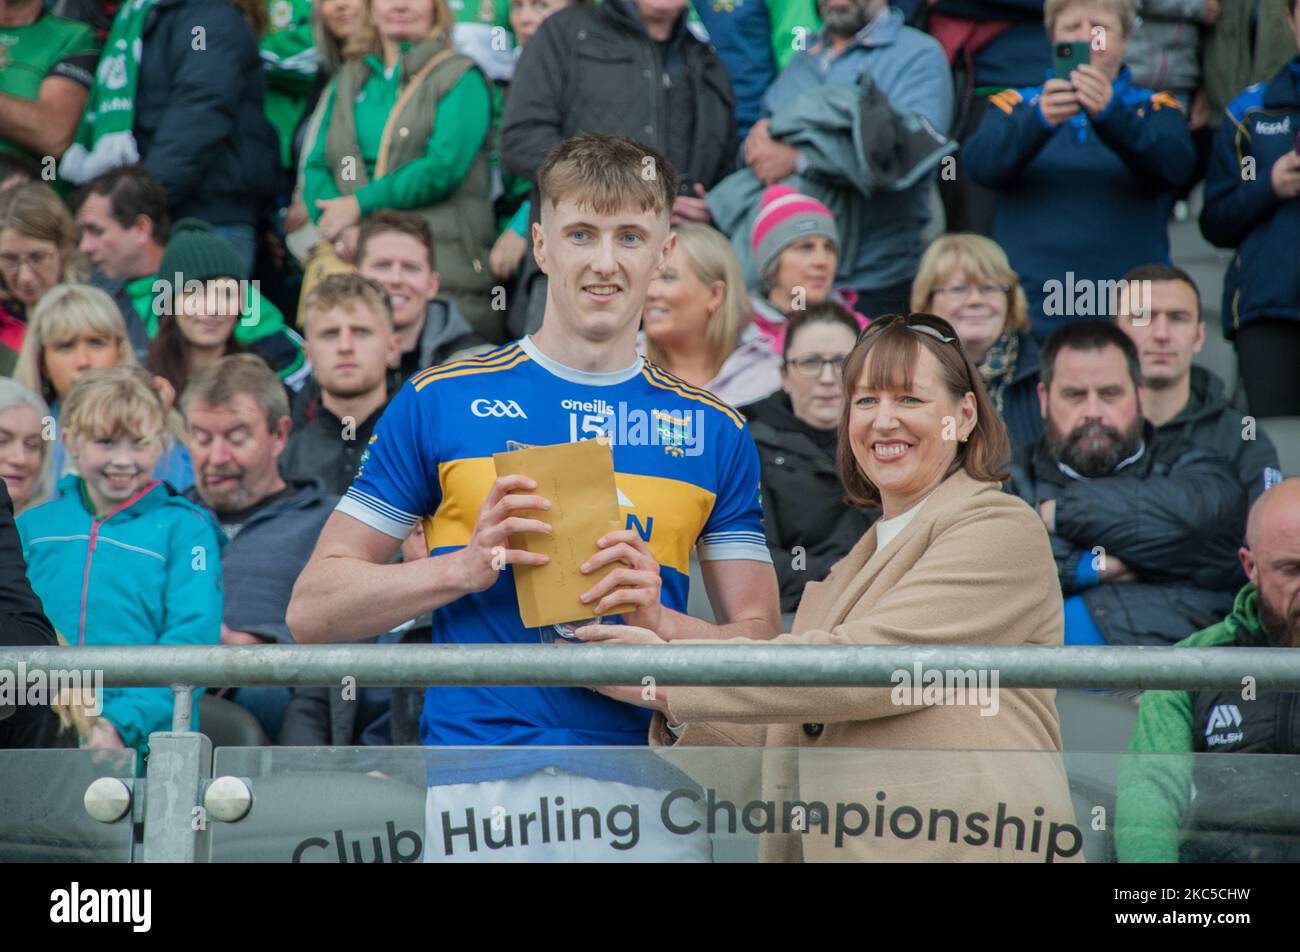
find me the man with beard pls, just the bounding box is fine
[183,354,338,740]
[1006,320,1247,646]
[1117,479,1300,862]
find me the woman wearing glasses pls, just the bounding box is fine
[911,234,1043,451]
[578,313,1077,862]
[0,183,90,376]
[745,301,875,615]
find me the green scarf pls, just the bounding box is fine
[976,329,1019,415]
[59,0,155,185]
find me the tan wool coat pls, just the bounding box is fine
[655,470,1084,862]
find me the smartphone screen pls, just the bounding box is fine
[1051,41,1091,81]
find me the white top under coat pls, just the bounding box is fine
[873,492,934,554]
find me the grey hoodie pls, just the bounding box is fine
[389,296,493,392]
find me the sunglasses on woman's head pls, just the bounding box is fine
[858,313,960,345]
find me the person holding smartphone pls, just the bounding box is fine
[963,0,1196,343]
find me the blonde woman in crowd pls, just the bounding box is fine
[642,222,781,409]
[911,234,1042,451]
[13,284,193,491]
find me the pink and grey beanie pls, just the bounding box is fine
[750,185,839,280]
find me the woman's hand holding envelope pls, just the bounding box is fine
[571,622,671,712]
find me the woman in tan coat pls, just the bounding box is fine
[578,313,1082,862]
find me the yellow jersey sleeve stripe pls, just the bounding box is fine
[410,345,521,387]
[642,364,746,428]
[989,89,1021,115]
[413,351,531,389]
[1150,91,1183,112]
[409,344,523,388]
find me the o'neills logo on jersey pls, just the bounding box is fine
[561,397,615,416]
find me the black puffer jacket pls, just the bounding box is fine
[135,0,280,226]
[1006,421,1248,646]
[746,392,876,614]
[1157,365,1282,505]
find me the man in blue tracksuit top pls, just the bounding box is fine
[962,0,1194,343]
[1199,8,1300,418]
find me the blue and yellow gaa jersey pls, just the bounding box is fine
[337,336,771,747]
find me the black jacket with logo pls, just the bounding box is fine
[1118,584,1300,862]
[1184,589,1300,862]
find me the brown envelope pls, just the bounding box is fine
[493,439,635,628]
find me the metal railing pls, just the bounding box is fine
[5,642,1299,863]
[8,642,1300,702]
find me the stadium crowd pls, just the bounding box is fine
[0,0,1299,861]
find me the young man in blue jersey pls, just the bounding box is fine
[289,132,780,860]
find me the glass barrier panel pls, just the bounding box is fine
[0,747,137,863]
[206,746,1300,863]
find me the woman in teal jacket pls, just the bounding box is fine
[17,366,223,754]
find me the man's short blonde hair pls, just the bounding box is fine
[304,273,394,331]
[1044,0,1136,37]
[538,133,677,220]
[62,365,167,444]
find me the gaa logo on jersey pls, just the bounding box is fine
[471,399,528,419]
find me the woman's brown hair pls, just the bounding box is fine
[835,314,1011,508]
[148,301,243,400]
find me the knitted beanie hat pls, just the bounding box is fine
[750,185,839,281]
[159,218,246,289]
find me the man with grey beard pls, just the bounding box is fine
[1006,320,1248,647]
[1117,479,1300,862]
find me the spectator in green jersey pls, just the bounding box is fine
[0,0,100,165]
